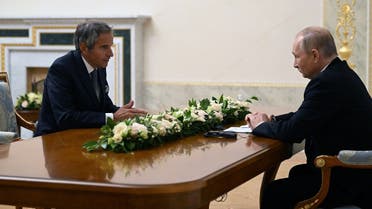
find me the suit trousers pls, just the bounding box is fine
[260,164,370,209]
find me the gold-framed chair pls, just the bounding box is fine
[0,71,35,143]
[294,150,372,209]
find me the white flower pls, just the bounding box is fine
[152,119,177,136]
[158,126,167,136]
[236,101,250,108]
[191,110,206,122]
[207,103,222,113]
[27,92,38,102]
[197,109,207,116]
[160,119,173,129]
[164,113,177,121]
[172,110,184,119]
[214,112,224,121]
[130,122,148,139]
[16,92,42,110]
[35,96,42,104]
[112,122,129,143]
[21,100,29,108]
[84,94,257,153]
[173,122,182,132]
[151,114,162,120]
[150,126,159,137]
[234,111,239,116]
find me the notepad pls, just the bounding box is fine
[224,125,252,133]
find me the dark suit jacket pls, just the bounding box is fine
[252,57,372,164]
[35,50,119,136]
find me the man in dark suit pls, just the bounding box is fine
[35,21,147,136]
[246,26,372,208]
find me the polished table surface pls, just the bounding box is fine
[0,128,290,209]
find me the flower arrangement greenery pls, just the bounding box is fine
[15,92,43,110]
[83,95,258,153]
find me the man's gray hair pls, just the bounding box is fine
[74,21,112,50]
[297,26,338,58]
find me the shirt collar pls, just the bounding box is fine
[320,57,338,72]
[81,56,95,74]
[320,62,330,73]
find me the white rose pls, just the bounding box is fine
[164,113,176,121]
[27,92,37,102]
[214,112,224,121]
[190,112,198,120]
[112,122,129,143]
[191,112,205,122]
[173,122,182,132]
[130,122,148,139]
[194,110,207,122]
[160,119,173,129]
[211,103,222,112]
[236,101,250,108]
[158,126,167,136]
[234,110,239,116]
[196,110,207,117]
[35,95,42,104]
[21,100,29,108]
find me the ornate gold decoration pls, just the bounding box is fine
[336,0,356,68]
[315,158,326,167]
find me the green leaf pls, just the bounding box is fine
[199,98,210,110]
[251,96,259,101]
[188,98,197,107]
[126,142,136,150]
[219,95,224,103]
[82,141,99,152]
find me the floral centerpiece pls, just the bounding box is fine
[15,92,43,110]
[83,95,258,153]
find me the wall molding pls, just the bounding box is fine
[0,16,150,106]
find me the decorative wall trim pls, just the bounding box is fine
[0,16,150,106]
[142,82,305,114]
[145,81,306,88]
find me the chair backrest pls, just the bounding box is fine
[0,72,19,136]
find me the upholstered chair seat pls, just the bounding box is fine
[0,81,19,143]
[295,150,372,209]
[0,72,35,144]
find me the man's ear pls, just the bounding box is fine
[311,49,320,63]
[79,42,88,54]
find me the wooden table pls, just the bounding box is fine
[0,128,291,209]
[16,109,39,122]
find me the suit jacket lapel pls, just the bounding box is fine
[73,51,101,105]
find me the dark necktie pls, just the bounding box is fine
[90,69,100,101]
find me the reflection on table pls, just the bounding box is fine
[0,128,290,209]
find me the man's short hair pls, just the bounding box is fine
[73,21,112,51]
[298,26,338,58]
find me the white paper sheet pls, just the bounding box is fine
[224,125,252,133]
